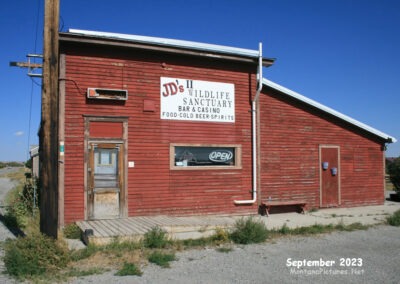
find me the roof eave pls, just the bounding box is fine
[60,29,275,67]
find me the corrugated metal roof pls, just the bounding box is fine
[68,29,261,59]
[262,78,397,143]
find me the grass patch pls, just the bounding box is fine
[70,238,142,262]
[230,217,269,244]
[148,251,176,268]
[3,231,70,279]
[179,237,210,247]
[143,226,170,248]
[335,222,368,231]
[65,267,106,278]
[63,223,82,239]
[271,222,369,237]
[387,209,400,226]
[115,262,142,276]
[216,246,233,253]
[1,167,26,180]
[69,243,100,261]
[2,169,40,234]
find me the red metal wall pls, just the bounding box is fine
[259,88,385,209]
[62,45,257,224]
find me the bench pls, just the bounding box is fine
[260,200,307,217]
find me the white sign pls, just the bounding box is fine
[160,77,235,123]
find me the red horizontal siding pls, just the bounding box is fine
[62,46,256,224]
[259,89,385,209]
[90,121,123,138]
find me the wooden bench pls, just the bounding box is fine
[260,200,307,217]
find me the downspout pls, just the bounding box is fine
[234,42,263,205]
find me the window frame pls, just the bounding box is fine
[170,143,242,170]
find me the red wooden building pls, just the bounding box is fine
[55,29,395,227]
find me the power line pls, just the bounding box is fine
[26,0,43,161]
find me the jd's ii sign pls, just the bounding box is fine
[160,77,235,123]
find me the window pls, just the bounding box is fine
[170,144,242,170]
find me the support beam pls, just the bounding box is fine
[9,62,43,68]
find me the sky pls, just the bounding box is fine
[1,0,399,161]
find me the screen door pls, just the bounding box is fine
[88,143,122,219]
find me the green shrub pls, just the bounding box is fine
[115,262,142,276]
[387,210,400,226]
[148,251,176,268]
[230,217,269,244]
[4,179,39,230]
[143,226,169,248]
[4,232,70,279]
[63,223,82,239]
[387,157,400,191]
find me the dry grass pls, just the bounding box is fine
[0,167,26,180]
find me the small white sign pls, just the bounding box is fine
[160,77,235,123]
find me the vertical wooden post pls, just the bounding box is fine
[40,0,59,238]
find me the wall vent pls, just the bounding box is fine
[87,88,128,101]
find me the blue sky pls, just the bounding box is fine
[1,0,399,161]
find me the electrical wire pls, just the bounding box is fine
[26,0,43,160]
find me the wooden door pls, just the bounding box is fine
[88,143,123,219]
[320,146,340,207]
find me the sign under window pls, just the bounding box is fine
[173,146,238,168]
[160,77,235,123]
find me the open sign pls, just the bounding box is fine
[209,150,233,163]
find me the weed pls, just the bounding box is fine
[143,226,170,248]
[387,209,400,226]
[212,227,230,244]
[148,251,176,268]
[105,238,141,251]
[216,247,233,253]
[336,222,368,231]
[70,244,99,261]
[297,224,332,234]
[4,231,70,279]
[308,208,319,213]
[230,217,269,244]
[278,223,291,235]
[115,262,142,276]
[3,176,40,231]
[180,237,209,247]
[65,267,106,277]
[63,223,82,239]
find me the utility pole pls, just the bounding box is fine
[40,0,59,238]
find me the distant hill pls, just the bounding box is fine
[0,161,25,168]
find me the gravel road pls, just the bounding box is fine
[69,225,400,284]
[0,168,18,214]
[0,168,18,284]
[0,168,399,284]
